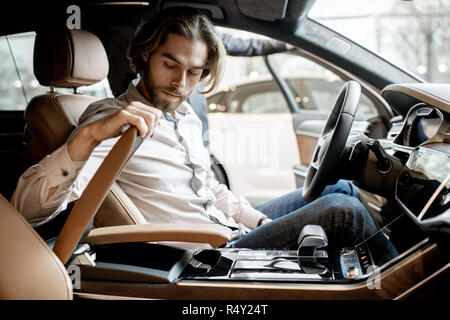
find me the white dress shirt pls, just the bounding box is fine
[12,82,266,237]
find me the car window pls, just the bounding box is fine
[0,31,112,111]
[209,79,290,114]
[231,82,289,114]
[241,90,288,113]
[268,52,377,119]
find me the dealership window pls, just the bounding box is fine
[309,0,450,83]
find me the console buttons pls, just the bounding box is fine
[356,244,374,273]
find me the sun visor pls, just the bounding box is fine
[237,0,288,21]
[162,1,225,19]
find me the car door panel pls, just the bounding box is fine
[292,111,372,187]
[208,113,299,206]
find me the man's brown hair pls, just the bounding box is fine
[127,7,225,93]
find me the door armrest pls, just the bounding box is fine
[80,223,232,247]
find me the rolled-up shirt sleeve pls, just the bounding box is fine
[204,165,267,230]
[11,143,86,226]
[11,98,122,226]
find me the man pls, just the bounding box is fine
[12,8,396,259]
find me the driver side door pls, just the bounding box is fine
[265,52,382,188]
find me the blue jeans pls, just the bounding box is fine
[231,180,397,264]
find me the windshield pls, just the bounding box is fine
[309,0,450,83]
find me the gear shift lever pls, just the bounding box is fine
[297,225,328,258]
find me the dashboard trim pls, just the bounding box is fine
[382,83,450,116]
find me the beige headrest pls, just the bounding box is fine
[0,194,73,300]
[34,29,109,88]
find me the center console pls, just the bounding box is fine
[182,243,373,283]
[74,225,377,285]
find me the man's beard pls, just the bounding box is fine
[142,69,190,113]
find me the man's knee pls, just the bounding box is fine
[324,180,359,199]
[320,193,365,213]
[317,193,374,230]
[315,194,373,249]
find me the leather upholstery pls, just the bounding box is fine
[25,93,98,163]
[93,182,147,227]
[295,133,317,166]
[0,194,72,300]
[25,28,142,229]
[34,29,109,88]
[81,223,232,248]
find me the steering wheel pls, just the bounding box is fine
[302,80,361,202]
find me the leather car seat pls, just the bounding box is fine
[0,193,72,300]
[24,28,146,228]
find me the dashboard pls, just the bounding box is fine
[396,147,450,222]
[381,83,450,233]
[395,104,444,147]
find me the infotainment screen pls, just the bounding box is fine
[396,148,450,221]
